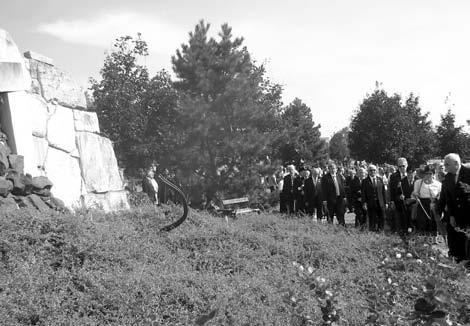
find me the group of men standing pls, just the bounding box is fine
[279,162,349,226]
[280,161,390,231]
[279,153,470,262]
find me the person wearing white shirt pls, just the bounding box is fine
[142,167,159,205]
[412,165,441,237]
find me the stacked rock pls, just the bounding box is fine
[0,139,65,213]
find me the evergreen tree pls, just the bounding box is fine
[329,127,350,162]
[172,21,283,201]
[274,98,326,165]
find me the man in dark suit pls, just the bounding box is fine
[362,164,387,231]
[304,167,317,216]
[312,167,324,221]
[350,167,367,228]
[389,158,409,234]
[401,167,416,232]
[321,163,346,226]
[345,169,355,213]
[281,165,297,214]
[439,153,470,262]
[293,167,308,214]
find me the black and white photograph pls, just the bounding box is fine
[1,0,469,325]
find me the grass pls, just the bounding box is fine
[0,206,469,325]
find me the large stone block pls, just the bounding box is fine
[24,51,53,66]
[8,154,24,174]
[76,132,123,193]
[29,94,49,138]
[32,136,48,174]
[27,194,50,212]
[34,61,86,109]
[73,109,100,133]
[82,190,129,212]
[0,143,10,172]
[31,175,53,189]
[0,196,18,212]
[4,91,36,174]
[47,104,77,153]
[44,148,82,209]
[25,58,42,95]
[0,178,13,197]
[0,29,30,92]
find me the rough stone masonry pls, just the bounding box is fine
[0,28,129,211]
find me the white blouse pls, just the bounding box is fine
[413,179,441,199]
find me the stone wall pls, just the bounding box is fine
[0,29,129,211]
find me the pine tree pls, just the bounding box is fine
[274,98,326,165]
[329,127,350,162]
[172,21,282,201]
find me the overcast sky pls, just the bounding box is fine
[2,0,469,136]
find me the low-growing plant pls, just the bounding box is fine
[0,208,468,325]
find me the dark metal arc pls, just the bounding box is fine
[156,174,189,232]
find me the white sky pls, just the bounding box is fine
[2,0,469,136]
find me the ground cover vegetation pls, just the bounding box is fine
[1,206,469,325]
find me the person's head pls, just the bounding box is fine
[146,167,155,178]
[287,164,296,175]
[406,166,416,180]
[397,158,408,175]
[388,165,396,175]
[444,153,461,174]
[437,162,445,174]
[378,167,385,176]
[328,163,337,175]
[348,169,356,177]
[357,167,367,180]
[311,168,318,178]
[368,164,378,178]
[316,167,323,177]
[300,167,309,178]
[422,165,435,182]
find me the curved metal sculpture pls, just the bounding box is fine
[156,174,189,232]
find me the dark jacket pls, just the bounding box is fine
[304,176,317,206]
[389,171,406,204]
[362,176,387,210]
[350,176,363,202]
[282,174,295,195]
[321,173,346,204]
[401,176,415,200]
[438,165,470,227]
[142,176,158,202]
[293,175,304,199]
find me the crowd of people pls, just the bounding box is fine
[139,153,469,263]
[271,153,469,263]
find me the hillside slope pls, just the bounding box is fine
[0,207,469,325]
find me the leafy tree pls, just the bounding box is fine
[329,127,350,162]
[273,98,326,165]
[435,109,470,157]
[136,71,180,167]
[91,35,179,170]
[349,89,434,165]
[171,21,283,201]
